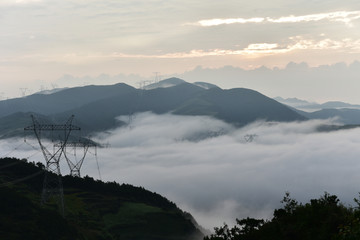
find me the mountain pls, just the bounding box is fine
[275,96,360,124]
[0,78,306,138]
[273,97,313,108]
[50,83,305,131]
[53,82,206,133]
[0,112,48,139]
[144,78,219,90]
[35,87,69,95]
[320,101,360,109]
[275,97,360,111]
[0,157,204,240]
[0,83,136,118]
[295,108,360,125]
[175,88,305,125]
[144,77,186,90]
[193,82,219,89]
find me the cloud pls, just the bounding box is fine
[0,0,42,5]
[194,11,360,27]
[176,61,360,104]
[195,17,265,27]
[4,112,360,230]
[84,113,360,229]
[2,0,360,91]
[100,113,234,146]
[105,37,360,59]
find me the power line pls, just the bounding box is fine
[0,141,26,159]
[0,170,44,188]
[88,147,102,180]
[0,139,43,170]
[0,159,23,170]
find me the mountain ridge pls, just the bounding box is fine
[276,96,360,124]
[0,78,306,138]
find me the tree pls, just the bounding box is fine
[204,192,354,240]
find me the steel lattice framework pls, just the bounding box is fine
[55,141,97,177]
[24,115,80,215]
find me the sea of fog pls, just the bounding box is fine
[4,112,360,230]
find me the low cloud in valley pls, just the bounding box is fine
[4,112,360,229]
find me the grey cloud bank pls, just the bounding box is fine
[92,113,360,229]
[3,112,360,230]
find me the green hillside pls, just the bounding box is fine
[0,158,204,240]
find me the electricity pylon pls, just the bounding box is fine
[56,141,97,177]
[244,134,258,143]
[153,72,161,83]
[24,115,80,215]
[19,88,28,97]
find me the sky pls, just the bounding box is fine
[1,0,360,102]
[7,112,360,230]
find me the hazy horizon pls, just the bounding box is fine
[2,0,360,102]
[3,60,360,105]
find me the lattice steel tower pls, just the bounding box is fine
[55,141,97,177]
[24,115,80,215]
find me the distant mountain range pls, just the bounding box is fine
[1,77,360,139]
[275,97,360,124]
[0,78,306,138]
[274,97,360,111]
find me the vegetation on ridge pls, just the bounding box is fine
[0,157,204,240]
[204,192,360,240]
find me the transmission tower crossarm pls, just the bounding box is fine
[25,124,80,131]
[24,115,80,131]
[54,142,96,148]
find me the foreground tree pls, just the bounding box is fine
[205,192,359,240]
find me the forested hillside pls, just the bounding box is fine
[0,157,204,240]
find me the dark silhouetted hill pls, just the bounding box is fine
[174,88,305,126]
[0,157,204,240]
[0,78,306,137]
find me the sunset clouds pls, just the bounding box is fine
[196,17,265,27]
[195,11,360,27]
[106,37,360,59]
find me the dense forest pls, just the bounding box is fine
[0,157,203,240]
[204,192,360,240]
